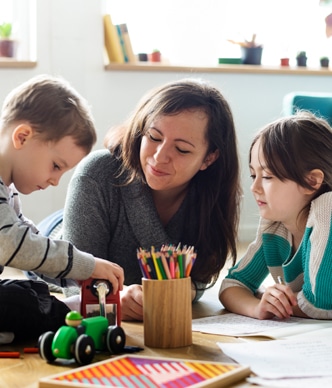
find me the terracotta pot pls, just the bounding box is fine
[0,39,15,57]
[280,58,289,66]
[150,51,161,62]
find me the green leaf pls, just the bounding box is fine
[0,23,12,38]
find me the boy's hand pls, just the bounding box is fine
[92,258,124,294]
[255,283,297,320]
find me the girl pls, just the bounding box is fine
[220,111,332,320]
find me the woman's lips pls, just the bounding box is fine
[148,164,169,176]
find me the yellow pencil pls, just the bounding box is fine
[151,246,162,280]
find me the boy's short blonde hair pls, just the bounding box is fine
[1,74,96,153]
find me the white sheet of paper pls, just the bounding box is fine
[218,337,332,379]
[192,313,332,338]
[248,376,332,388]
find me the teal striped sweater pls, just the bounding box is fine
[220,192,332,319]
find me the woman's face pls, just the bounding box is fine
[140,110,218,195]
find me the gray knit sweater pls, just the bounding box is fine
[63,149,204,298]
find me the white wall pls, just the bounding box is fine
[2,0,332,242]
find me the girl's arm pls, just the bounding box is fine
[220,284,297,320]
[298,192,332,319]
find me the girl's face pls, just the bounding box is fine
[249,139,311,228]
[140,110,218,195]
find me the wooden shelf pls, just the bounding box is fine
[0,59,37,68]
[105,62,332,76]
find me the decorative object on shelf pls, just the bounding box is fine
[0,22,15,58]
[241,46,263,65]
[324,9,332,37]
[296,51,307,67]
[103,14,125,64]
[218,57,242,65]
[138,53,148,61]
[116,23,136,63]
[320,56,329,68]
[228,33,263,65]
[280,57,290,66]
[149,49,161,62]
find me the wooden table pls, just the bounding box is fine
[0,281,255,388]
[0,259,257,387]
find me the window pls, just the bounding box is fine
[103,0,332,67]
[0,0,36,61]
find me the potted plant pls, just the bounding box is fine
[0,22,15,58]
[280,57,290,67]
[296,51,307,67]
[149,49,161,62]
[320,56,329,68]
[228,34,263,65]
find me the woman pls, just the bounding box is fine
[63,78,242,320]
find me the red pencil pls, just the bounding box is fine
[0,351,20,358]
[23,347,39,354]
[169,256,175,279]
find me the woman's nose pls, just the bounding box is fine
[154,143,170,163]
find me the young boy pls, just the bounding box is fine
[0,75,124,340]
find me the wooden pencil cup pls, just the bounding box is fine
[143,277,192,348]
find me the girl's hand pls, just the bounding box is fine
[254,283,297,320]
[120,284,143,321]
[92,258,124,294]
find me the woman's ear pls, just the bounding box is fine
[200,149,219,171]
[12,124,34,149]
[305,169,324,191]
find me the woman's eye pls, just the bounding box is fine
[262,176,272,180]
[176,147,190,154]
[249,174,256,180]
[53,162,61,171]
[148,133,161,142]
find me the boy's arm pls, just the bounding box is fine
[1,179,91,278]
[0,191,95,279]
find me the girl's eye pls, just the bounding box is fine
[249,174,256,180]
[53,162,61,171]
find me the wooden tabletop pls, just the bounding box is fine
[0,262,258,388]
[0,283,255,388]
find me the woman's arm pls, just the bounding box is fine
[62,151,114,260]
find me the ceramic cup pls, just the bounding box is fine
[143,277,192,348]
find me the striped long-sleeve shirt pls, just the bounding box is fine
[0,179,95,280]
[219,191,332,319]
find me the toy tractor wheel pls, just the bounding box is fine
[38,331,56,362]
[74,334,95,365]
[106,326,126,354]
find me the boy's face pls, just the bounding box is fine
[11,127,87,194]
